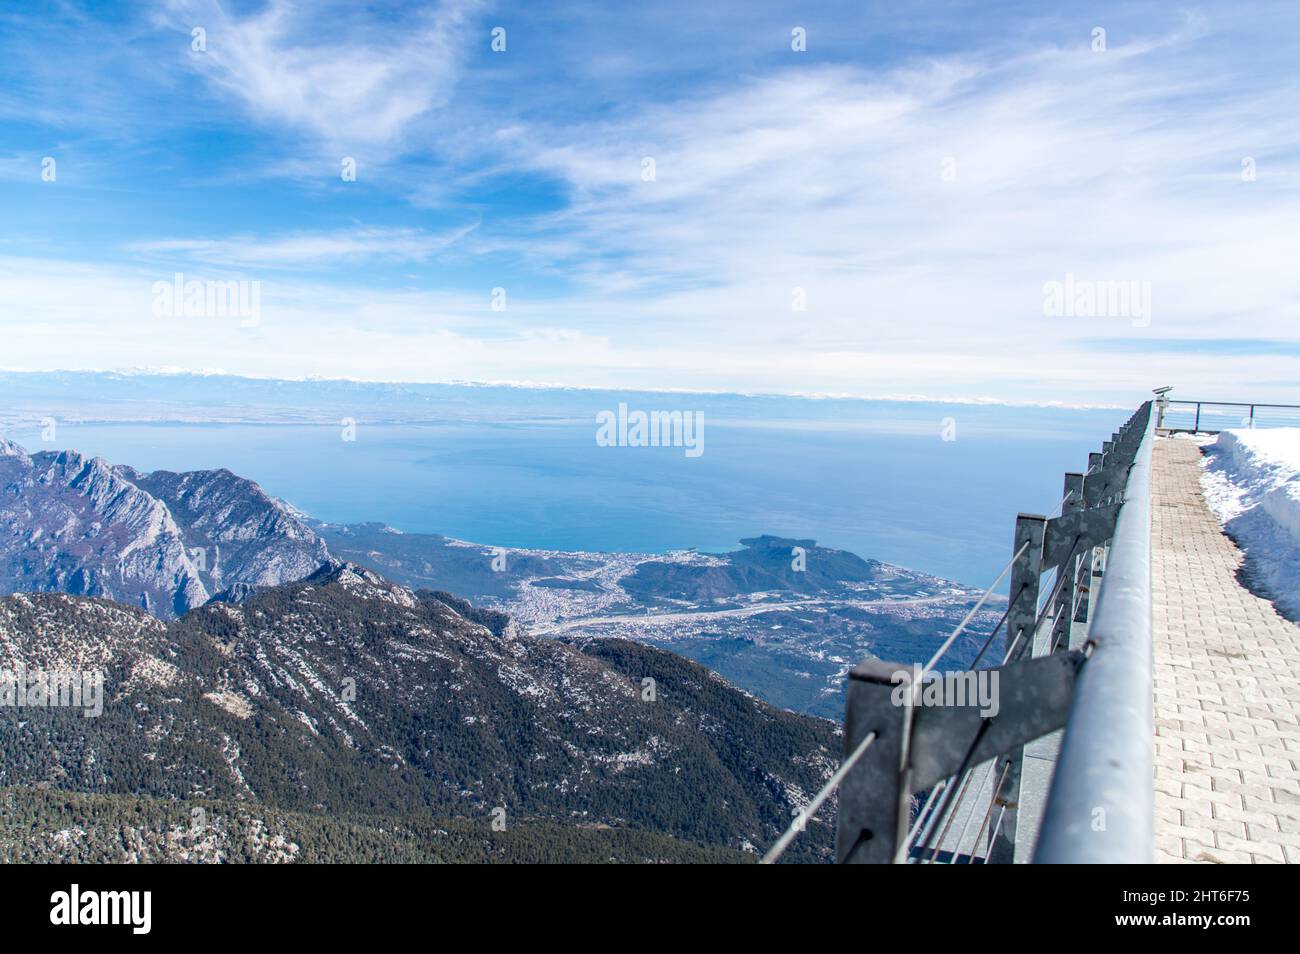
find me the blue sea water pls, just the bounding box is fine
[1,376,1129,587]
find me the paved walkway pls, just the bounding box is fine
[1151,436,1300,863]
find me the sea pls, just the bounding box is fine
[0,372,1130,588]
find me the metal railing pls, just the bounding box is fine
[1034,403,1155,862]
[762,397,1158,864]
[1158,397,1300,434]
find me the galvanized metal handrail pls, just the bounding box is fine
[1159,397,1300,433]
[1164,399,1300,407]
[784,389,1290,863]
[830,396,1159,864]
[1033,402,1155,863]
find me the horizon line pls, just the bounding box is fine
[0,366,1134,411]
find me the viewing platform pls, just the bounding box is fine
[768,395,1300,865]
[1151,436,1300,864]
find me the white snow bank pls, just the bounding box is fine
[1200,428,1300,622]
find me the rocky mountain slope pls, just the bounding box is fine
[0,437,328,618]
[0,566,840,861]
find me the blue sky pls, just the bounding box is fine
[1,0,1298,405]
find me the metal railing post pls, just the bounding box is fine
[1073,546,1101,631]
[835,662,912,863]
[1048,473,1085,654]
[989,513,1046,864]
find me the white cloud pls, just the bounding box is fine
[0,246,1297,406]
[160,0,483,148]
[445,24,1300,401]
[126,225,477,268]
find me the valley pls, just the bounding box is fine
[318,525,1003,719]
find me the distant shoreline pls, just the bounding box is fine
[0,368,1129,411]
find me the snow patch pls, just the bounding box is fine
[1201,428,1300,622]
[204,690,254,719]
[129,655,181,689]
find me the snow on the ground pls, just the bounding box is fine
[1200,428,1300,622]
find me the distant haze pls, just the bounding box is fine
[0,371,1125,586]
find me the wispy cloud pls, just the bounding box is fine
[126,225,478,268]
[157,0,484,149]
[457,20,1300,400]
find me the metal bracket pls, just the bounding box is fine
[835,650,1085,863]
[1042,500,1121,571]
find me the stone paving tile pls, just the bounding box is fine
[1152,436,1300,864]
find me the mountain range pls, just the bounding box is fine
[0,434,997,719]
[0,437,327,617]
[0,433,1000,860]
[0,564,838,861]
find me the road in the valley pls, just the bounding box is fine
[529,593,960,635]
